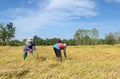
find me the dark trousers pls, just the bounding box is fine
[53,47,61,57]
[53,47,62,62]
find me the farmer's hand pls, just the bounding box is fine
[30,49,33,52]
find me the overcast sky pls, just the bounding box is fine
[0,0,120,40]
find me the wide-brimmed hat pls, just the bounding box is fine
[26,37,33,42]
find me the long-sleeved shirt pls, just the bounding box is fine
[24,42,35,52]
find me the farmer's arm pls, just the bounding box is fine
[24,46,32,52]
[64,48,67,57]
[32,42,36,50]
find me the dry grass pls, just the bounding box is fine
[0,45,120,79]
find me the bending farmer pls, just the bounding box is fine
[23,38,35,60]
[53,43,67,62]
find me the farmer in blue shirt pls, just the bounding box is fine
[23,38,35,60]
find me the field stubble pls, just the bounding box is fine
[0,45,120,79]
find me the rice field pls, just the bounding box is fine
[0,45,120,79]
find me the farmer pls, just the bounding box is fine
[23,38,35,60]
[53,43,67,62]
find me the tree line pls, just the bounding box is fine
[0,22,120,46]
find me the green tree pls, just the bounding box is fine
[113,31,120,44]
[33,35,44,45]
[98,39,105,45]
[74,29,84,45]
[0,23,15,45]
[6,23,16,41]
[74,28,99,45]
[91,28,99,45]
[82,35,91,45]
[105,33,115,45]
[9,39,21,46]
[0,23,7,45]
[68,39,76,45]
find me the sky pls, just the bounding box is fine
[0,0,120,40]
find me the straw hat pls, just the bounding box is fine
[26,37,33,42]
